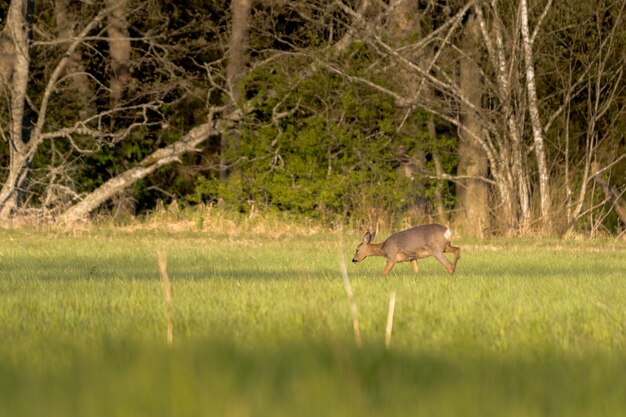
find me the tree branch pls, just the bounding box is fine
[60,121,219,223]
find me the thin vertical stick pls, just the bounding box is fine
[385,291,396,349]
[339,252,362,347]
[157,251,173,345]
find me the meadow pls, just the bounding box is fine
[0,224,625,417]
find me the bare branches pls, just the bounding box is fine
[29,8,109,151]
[422,172,497,186]
[315,59,410,106]
[530,0,553,45]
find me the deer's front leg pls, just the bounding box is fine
[382,259,395,276]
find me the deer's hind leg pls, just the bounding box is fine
[444,243,461,272]
[432,251,455,274]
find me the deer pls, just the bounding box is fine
[352,223,461,276]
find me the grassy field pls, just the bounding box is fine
[0,226,625,416]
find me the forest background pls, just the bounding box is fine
[1,0,625,237]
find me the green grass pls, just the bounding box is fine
[0,227,625,416]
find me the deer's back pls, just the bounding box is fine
[383,224,449,254]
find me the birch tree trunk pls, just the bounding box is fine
[474,1,530,233]
[520,0,552,233]
[0,0,33,218]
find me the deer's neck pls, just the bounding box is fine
[367,242,385,257]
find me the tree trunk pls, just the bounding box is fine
[0,0,32,218]
[104,0,130,109]
[520,0,552,233]
[55,0,96,118]
[455,12,490,238]
[387,0,431,220]
[220,0,251,181]
[387,0,421,100]
[474,1,530,234]
[0,151,32,217]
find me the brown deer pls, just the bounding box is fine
[352,224,461,275]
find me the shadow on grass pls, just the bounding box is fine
[2,246,623,282]
[1,337,625,417]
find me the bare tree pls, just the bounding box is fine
[0,0,36,217]
[322,0,585,235]
[328,1,529,232]
[0,1,227,222]
[472,0,532,233]
[539,0,626,232]
[520,0,552,232]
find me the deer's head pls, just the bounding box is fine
[352,231,375,263]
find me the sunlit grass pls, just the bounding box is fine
[0,227,625,416]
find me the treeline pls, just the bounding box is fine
[0,0,624,236]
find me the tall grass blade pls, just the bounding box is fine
[385,290,396,349]
[157,250,173,345]
[339,252,361,347]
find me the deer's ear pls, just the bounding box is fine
[363,231,375,244]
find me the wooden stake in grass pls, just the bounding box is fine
[385,291,396,349]
[339,252,362,347]
[157,251,173,345]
